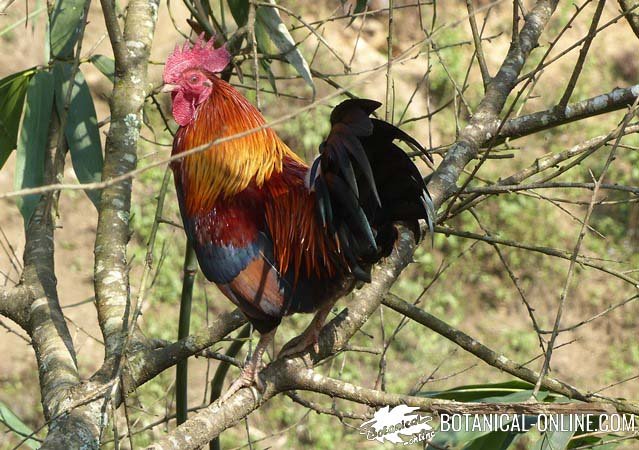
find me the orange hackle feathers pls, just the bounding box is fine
[263,160,340,283]
[173,77,304,215]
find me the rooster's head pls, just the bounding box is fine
[163,34,230,126]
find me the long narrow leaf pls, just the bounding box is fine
[0,401,40,449]
[49,0,88,58]
[532,426,575,450]
[424,384,547,450]
[0,69,34,169]
[227,0,249,26]
[14,71,55,225]
[90,54,115,83]
[53,63,103,208]
[256,0,314,91]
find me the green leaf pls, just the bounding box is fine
[90,54,115,83]
[463,430,518,450]
[420,380,545,402]
[0,69,34,170]
[340,0,367,25]
[49,0,88,58]
[568,434,624,449]
[53,63,103,208]
[532,426,575,450]
[13,72,53,228]
[0,401,40,449]
[14,71,55,226]
[256,0,314,92]
[424,383,544,450]
[261,59,278,94]
[227,0,249,27]
[254,18,276,55]
[353,0,368,14]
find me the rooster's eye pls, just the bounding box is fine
[189,75,199,83]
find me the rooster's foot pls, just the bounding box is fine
[278,326,321,358]
[219,364,264,403]
[219,329,275,403]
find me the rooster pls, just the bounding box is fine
[162,36,435,400]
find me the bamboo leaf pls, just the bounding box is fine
[532,426,575,450]
[49,0,88,58]
[341,0,367,25]
[423,383,547,450]
[0,401,40,449]
[53,63,103,208]
[420,380,552,402]
[256,0,314,91]
[90,54,115,83]
[0,69,34,170]
[14,71,55,225]
[353,0,368,14]
[462,430,519,450]
[227,0,249,27]
[349,0,368,25]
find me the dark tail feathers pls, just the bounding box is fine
[310,99,435,282]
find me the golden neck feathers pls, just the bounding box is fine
[172,77,303,214]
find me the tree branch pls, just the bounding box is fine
[93,0,160,370]
[126,309,247,391]
[427,0,559,206]
[288,368,614,415]
[34,0,161,447]
[22,111,90,450]
[619,0,639,39]
[381,294,639,415]
[494,84,639,144]
[0,285,30,328]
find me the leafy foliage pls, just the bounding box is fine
[53,63,104,208]
[0,69,33,170]
[1,0,104,223]
[49,0,88,58]
[14,71,55,225]
[256,1,314,92]
[0,401,39,449]
[90,54,116,83]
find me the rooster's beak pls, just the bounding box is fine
[161,84,179,93]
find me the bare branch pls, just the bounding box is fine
[495,85,639,144]
[557,0,605,109]
[619,0,639,38]
[93,0,160,369]
[466,0,491,90]
[126,309,247,391]
[381,294,639,415]
[434,226,639,287]
[0,285,30,328]
[428,0,559,206]
[288,367,614,416]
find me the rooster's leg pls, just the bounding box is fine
[279,300,336,358]
[220,328,275,402]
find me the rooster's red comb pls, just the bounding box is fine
[163,33,231,84]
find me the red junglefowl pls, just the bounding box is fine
[162,36,435,400]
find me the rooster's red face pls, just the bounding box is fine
[164,69,213,126]
[182,69,213,95]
